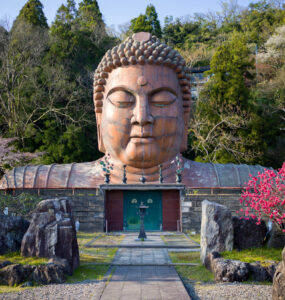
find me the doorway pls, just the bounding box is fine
[123,190,162,231]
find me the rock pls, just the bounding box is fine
[20,281,33,288]
[21,198,79,272]
[0,261,12,269]
[267,225,285,248]
[0,214,29,255]
[32,264,65,285]
[249,262,270,281]
[0,264,34,286]
[273,247,285,300]
[200,200,233,264]
[205,251,221,271]
[232,216,267,250]
[211,258,249,282]
[48,257,72,275]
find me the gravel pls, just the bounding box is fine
[185,281,272,300]
[0,280,104,300]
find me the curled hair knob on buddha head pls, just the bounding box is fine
[93,32,191,114]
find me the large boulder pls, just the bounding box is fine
[232,216,267,250]
[0,214,29,255]
[273,247,285,300]
[32,264,65,285]
[201,200,233,264]
[267,224,285,248]
[249,261,278,282]
[0,264,34,286]
[21,198,79,272]
[212,258,249,282]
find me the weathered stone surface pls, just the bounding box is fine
[232,216,267,250]
[21,198,79,271]
[200,200,233,264]
[249,261,277,282]
[0,214,29,255]
[48,257,72,276]
[267,225,285,248]
[212,258,249,282]
[273,247,285,300]
[32,264,65,285]
[0,264,34,286]
[0,261,12,269]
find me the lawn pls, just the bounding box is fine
[221,247,282,266]
[0,251,48,266]
[169,251,214,282]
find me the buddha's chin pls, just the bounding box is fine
[121,141,163,168]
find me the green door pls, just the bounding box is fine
[123,191,162,231]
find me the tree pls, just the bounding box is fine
[12,0,48,29]
[129,4,162,38]
[239,162,285,231]
[190,32,260,164]
[0,137,42,178]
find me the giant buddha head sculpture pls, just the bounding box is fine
[93,32,191,179]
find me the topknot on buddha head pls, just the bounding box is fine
[93,32,191,114]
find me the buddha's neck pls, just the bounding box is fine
[104,154,183,184]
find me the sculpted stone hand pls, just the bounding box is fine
[0,32,267,189]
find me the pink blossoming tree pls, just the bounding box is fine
[239,162,285,232]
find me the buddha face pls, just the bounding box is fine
[98,64,184,168]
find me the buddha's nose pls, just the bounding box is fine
[131,95,154,126]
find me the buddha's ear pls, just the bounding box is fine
[180,109,190,152]
[96,113,106,153]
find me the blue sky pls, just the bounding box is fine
[1,0,257,28]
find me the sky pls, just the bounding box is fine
[1,0,260,29]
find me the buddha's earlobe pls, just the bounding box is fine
[96,113,106,153]
[180,110,190,152]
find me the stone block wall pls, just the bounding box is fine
[181,188,244,233]
[0,189,104,232]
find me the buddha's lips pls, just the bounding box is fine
[130,136,155,144]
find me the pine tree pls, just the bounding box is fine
[78,0,105,30]
[129,4,162,38]
[13,0,48,28]
[145,4,162,38]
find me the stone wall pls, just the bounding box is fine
[1,187,244,232]
[0,189,104,232]
[181,188,244,233]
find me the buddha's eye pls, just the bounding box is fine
[108,90,134,108]
[150,90,176,107]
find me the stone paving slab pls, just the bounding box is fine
[113,248,172,264]
[100,266,190,300]
[120,234,165,247]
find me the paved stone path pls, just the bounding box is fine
[100,234,190,300]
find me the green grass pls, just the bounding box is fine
[169,251,214,282]
[76,231,103,247]
[80,248,117,264]
[0,285,34,294]
[188,234,200,245]
[0,251,48,266]
[221,247,282,266]
[66,264,109,283]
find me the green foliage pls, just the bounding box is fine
[130,4,162,37]
[13,0,48,29]
[0,193,42,218]
[191,32,263,164]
